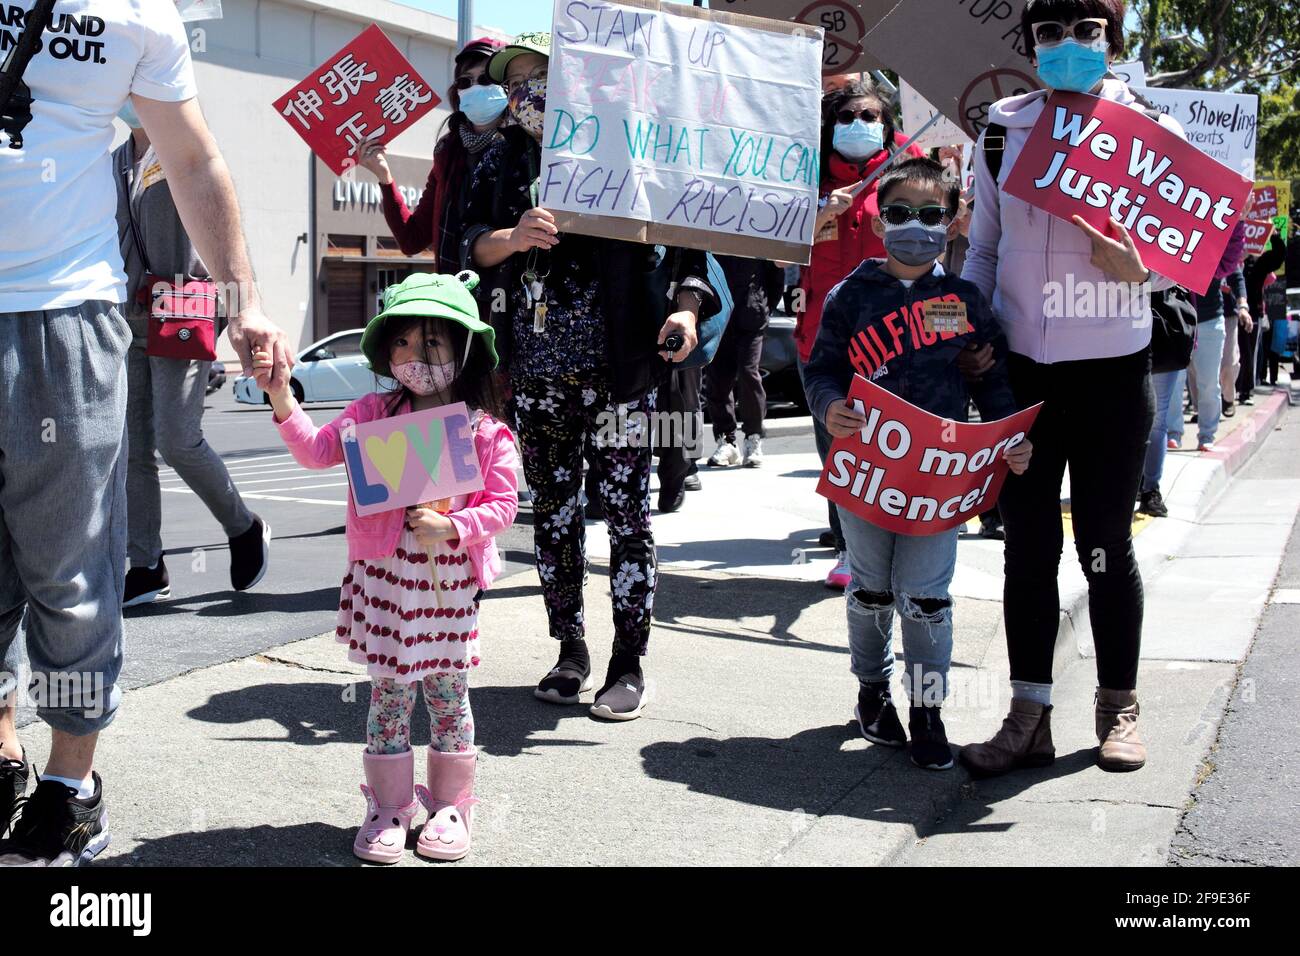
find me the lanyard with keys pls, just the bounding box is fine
[522,248,551,333]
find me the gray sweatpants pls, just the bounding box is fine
[125,322,252,568]
[0,301,130,735]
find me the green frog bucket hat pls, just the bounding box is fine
[360,270,498,377]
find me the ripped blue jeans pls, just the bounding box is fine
[839,509,958,707]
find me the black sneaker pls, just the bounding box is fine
[230,514,271,592]
[591,661,646,721]
[908,707,954,770]
[123,558,170,608]
[978,516,1005,540]
[657,486,686,513]
[0,773,109,866]
[854,681,906,747]
[818,530,838,549]
[535,639,592,705]
[1,750,29,837]
[1137,488,1168,518]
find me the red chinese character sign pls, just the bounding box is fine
[1002,92,1253,295]
[273,24,441,176]
[817,376,1041,536]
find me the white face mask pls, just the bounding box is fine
[391,360,456,396]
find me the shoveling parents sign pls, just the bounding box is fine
[343,403,484,517]
[540,0,824,263]
[1003,92,1253,295]
[817,377,1041,536]
[273,24,441,176]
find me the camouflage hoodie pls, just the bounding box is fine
[803,259,1019,426]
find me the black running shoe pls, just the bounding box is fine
[1,750,29,837]
[1137,488,1168,518]
[908,707,954,770]
[123,558,170,608]
[591,663,646,721]
[230,514,271,592]
[818,530,838,549]
[854,681,906,747]
[0,773,109,867]
[535,639,593,705]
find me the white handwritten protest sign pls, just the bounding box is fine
[541,0,824,263]
[1134,87,1258,179]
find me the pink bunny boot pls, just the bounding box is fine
[415,748,478,861]
[353,750,420,864]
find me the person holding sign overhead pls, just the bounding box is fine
[358,37,506,270]
[796,78,924,591]
[259,272,519,864]
[960,0,1186,777]
[461,34,717,722]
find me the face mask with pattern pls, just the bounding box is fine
[391,360,457,396]
[508,75,547,139]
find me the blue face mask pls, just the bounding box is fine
[459,84,509,127]
[833,119,885,161]
[1034,39,1109,93]
[118,100,141,129]
[882,221,949,268]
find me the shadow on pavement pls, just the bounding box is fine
[124,586,341,619]
[641,723,1096,838]
[97,822,362,867]
[185,681,601,759]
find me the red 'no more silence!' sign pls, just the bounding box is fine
[273,24,441,176]
[1003,92,1253,295]
[817,376,1042,536]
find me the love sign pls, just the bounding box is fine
[342,403,485,517]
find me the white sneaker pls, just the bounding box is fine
[707,439,740,467]
[742,434,764,468]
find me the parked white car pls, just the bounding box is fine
[233,329,397,405]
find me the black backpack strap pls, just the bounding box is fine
[0,0,58,149]
[982,122,1007,181]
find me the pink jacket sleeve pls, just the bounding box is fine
[447,424,520,549]
[275,396,374,469]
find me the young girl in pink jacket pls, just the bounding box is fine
[257,271,518,864]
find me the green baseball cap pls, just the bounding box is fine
[487,31,551,82]
[361,271,498,377]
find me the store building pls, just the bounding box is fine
[123,0,507,360]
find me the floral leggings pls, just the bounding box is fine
[510,373,658,656]
[366,674,474,755]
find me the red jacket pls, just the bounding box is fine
[795,134,924,363]
[381,130,470,268]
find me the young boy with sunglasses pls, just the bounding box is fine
[803,157,1032,770]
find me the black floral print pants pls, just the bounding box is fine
[509,373,657,657]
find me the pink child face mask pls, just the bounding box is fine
[391,359,456,396]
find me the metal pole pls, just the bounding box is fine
[457,0,475,49]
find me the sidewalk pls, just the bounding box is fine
[17,385,1298,867]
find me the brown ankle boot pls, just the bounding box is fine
[959,699,1055,777]
[1096,688,1145,771]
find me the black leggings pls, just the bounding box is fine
[999,348,1154,690]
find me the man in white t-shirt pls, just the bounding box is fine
[0,0,291,866]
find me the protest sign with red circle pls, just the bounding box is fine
[957,67,1039,139]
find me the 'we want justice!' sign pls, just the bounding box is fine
[539,0,824,263]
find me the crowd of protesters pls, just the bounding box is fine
[1,0,1295,867]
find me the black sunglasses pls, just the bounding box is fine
[879,203,951,227]
[454,73,499,91]
[835,107,881,125]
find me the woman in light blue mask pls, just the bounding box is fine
[357,37,507,269]
[796,78,924,591]
[960,0,1190,780]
